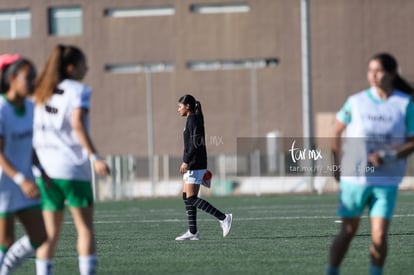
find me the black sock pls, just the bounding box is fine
[183,193,197,234]
[187,195,226,221]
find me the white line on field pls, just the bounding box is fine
[62,213,414,224]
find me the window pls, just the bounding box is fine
[49,6,82,36]
[0,10,31,39]
[187,58,278,71]
[105,6,175,18]
[105,62,175,74]
[190,3,250,14]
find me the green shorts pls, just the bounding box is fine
[337,181,398,220]
[37,178,94,211]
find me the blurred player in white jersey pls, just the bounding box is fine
[327,53,414,275]
[0,54,47,274]
[33,45,110,275]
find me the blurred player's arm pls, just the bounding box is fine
[331,120,346,181]
[395,136,414,158]
[396,101,414,159]
[0,137,39,198]
[32,148,52,187]
[369,136,414,166]
[371,100,414,165]
[72,108,110,176]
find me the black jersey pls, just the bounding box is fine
[183,113,207,170]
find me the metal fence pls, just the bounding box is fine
[92,152,414,201]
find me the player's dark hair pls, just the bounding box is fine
[371,53,414,96]
[0,58,35,94]
[178,94,204,123]
[34,44,85,104]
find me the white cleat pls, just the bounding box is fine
[175,230,200,241]
[220,214,233,237]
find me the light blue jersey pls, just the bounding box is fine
[336,87,414,186]
[0,97,39,214]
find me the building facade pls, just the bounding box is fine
[1,0,414,160]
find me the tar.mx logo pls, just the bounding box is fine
[209,135,224,146]
[288,140,323,163]
[192,129,224,148]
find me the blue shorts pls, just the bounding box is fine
[183,169,207,184]
[337,181,398,220]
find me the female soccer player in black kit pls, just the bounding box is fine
[175,94,232,240]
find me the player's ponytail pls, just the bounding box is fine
[34,44,85,104]
[195,100,204,124]
[371,53,414,96]
[393,74,414,96]
[34,45,64,104]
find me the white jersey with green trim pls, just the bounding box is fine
[0,96,39,213]
[337,88,414,186]
[33,79,92,181]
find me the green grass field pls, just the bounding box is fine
[15,191,414,274]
